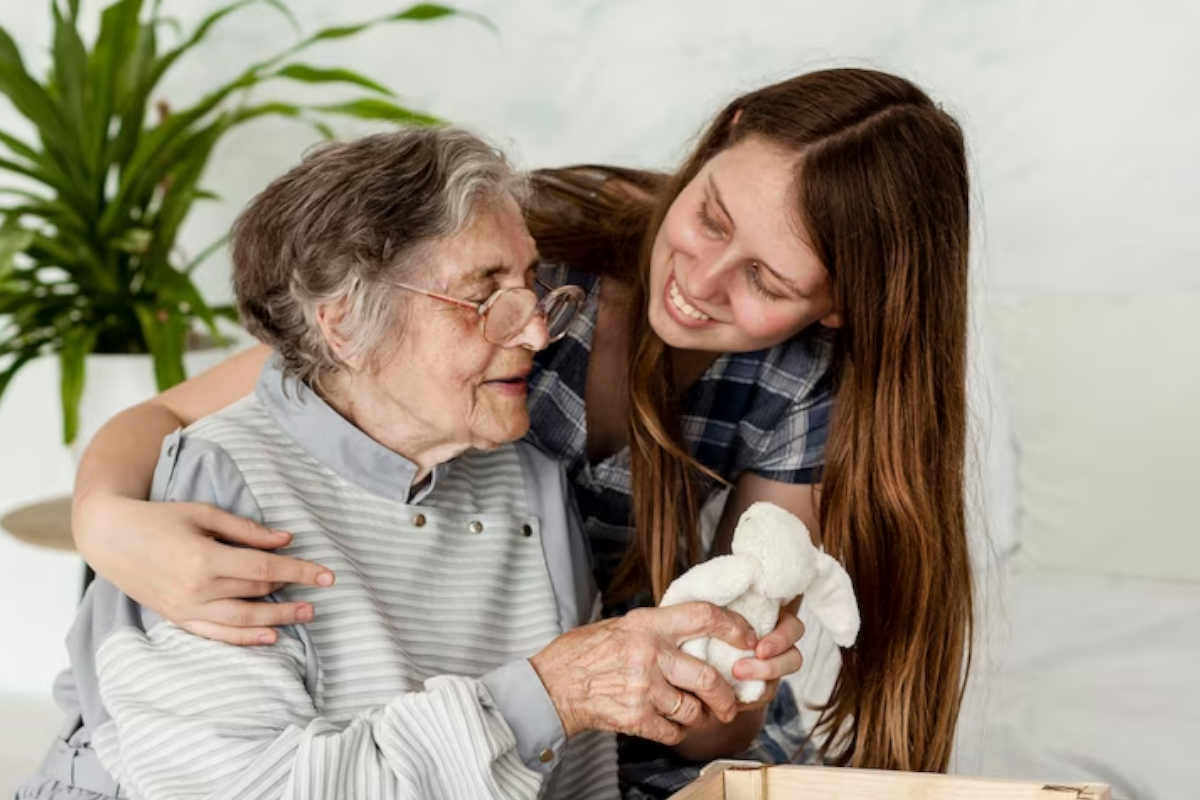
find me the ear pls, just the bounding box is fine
[818,309,843,329]
[315,298,361,371]
[804,551,860,648]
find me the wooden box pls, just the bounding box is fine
[668,761,1111,800]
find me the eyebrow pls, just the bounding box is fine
[708,174,806,297]
[458,257,540,286]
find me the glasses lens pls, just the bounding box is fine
[483,289,536,344]
[541,291,581,340]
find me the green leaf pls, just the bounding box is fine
[1,192,90,238]
[111,227,153,254]
[151,265,222,341]
[49,3,90,161]
[272,63,395,97]
[183,232,229,274]
[99,2,153,172]
[134,303,186,390]
[262,0,301,35]
[0,155,50,184]
[296,3,485,49]
[58,325,97,443]
[0,26,67,136]
[0,129,40,162]
[311,119,337,140]
[0,186,48,202]
[147,0,298,95]
[0,222,34,280]
[143,119,227,270]
[312,98,442,125]
[0,135,88,216]
[101,66,258,236]
[222,100,350,143]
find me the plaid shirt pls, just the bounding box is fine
[526,267,835,798]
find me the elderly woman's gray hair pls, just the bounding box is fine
[232,127,527,391]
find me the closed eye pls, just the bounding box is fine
[697,201,726,238]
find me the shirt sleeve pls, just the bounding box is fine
[90,430,548,800]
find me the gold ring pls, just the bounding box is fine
[667,693,684,717]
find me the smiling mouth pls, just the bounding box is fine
[484,370,531,389]
[667,276,713,322]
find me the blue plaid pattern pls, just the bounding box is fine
[526,267,835,797]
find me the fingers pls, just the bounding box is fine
[198,598,314,630]
[181,619,280,646]
[638,714,685,747]
[210,543,334,588]
[657,646,739,723]
[208,578,288,600]
[733,647,804,682]
[190,504,292,549]
[652,682,704,728]
[734,678,782,713]
[754,610,806,660]
[650,602,758,651]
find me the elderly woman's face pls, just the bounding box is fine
[369,195,544,452]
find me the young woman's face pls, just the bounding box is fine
[647,136,840,353]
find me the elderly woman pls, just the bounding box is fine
[19,128,758,800]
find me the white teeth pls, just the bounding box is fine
[669,279,711,321]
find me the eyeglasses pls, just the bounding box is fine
[392,278,585,347]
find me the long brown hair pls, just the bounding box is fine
[525,68,972,773]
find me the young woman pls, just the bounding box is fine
[70,68,972,792]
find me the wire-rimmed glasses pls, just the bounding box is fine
[392,278,585,347]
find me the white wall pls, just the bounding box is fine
[2,0,1198,779]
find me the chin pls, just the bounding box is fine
[472,417,530,450]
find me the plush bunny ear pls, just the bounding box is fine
[660,554,758,609]
[804,551,861,648]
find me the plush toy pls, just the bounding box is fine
[659,501,860,703]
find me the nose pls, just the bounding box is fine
[509,309,550,352]
[683,250,736,303]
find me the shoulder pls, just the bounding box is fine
[150,400,265,522]
[512,440,569,494]
[753,325,836,406]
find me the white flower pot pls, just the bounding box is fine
[66,344,235,464]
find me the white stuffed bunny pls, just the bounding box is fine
[659,501,860,703]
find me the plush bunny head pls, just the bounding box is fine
[732,501,861,648]
[732,501,820,600]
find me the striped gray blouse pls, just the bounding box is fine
[20,357,619,800]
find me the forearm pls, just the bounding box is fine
[74,401,184,508]
[96,627,544,800]
[71,401,188,571]
[72,343,270,555]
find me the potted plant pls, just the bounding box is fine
[0,0,476,447]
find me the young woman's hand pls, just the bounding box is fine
[529,602,757,745]
[671,600,807,761]
[731,598,807,688]
[73,492,334,645]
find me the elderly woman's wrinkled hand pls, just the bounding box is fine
[529,602,757,746]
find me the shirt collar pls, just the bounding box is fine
[254,354,442,503]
